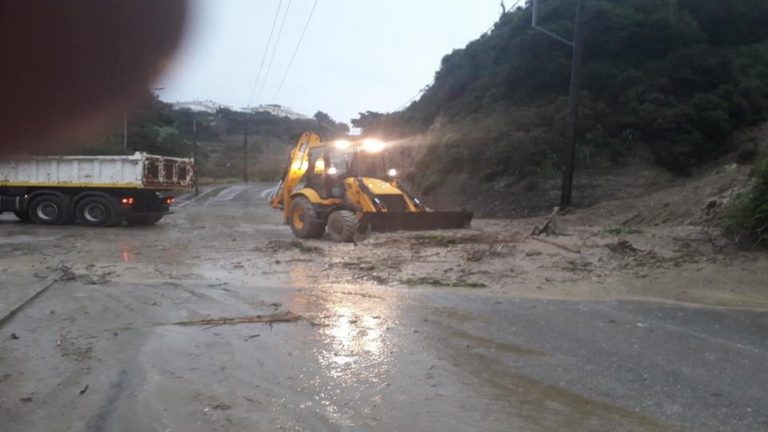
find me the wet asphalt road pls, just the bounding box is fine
[0,183,767,432]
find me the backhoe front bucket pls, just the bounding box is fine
[359,211,473,233]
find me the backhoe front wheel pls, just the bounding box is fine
[289,196,326,239]
[327,210,358,243]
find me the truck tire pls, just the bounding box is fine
[289,196,326,239]
[126,214,163,226]
[13,210,31,222]
[327,210,358,243]
[28,195,70,225]
[76,196,120,227]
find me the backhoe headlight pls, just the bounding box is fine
[387,168,398,177]
[362,138,385,153]
[334,140,351,150]
[327,166,338,176]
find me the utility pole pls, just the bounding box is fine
[532,0,586,206]
[243,122,249,183]
[562,0,585,206]
[193,119,199,196]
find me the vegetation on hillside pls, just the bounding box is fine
[725,158,768,246]
[60,93,193,158]
[55,93,348,181]
[355,0,768,188]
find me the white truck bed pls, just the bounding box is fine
[0,152,194,189]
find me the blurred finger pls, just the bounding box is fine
[0,0,188,154]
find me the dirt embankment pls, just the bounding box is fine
[419,122,768,219]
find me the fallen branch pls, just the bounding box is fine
[0,278,58,328]
[169,311,301,327]
[530,236,581,254]
[620,213,641,226]
[531,207,560,236]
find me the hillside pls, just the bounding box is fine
[48,93,348,181]
[353,0,768,214]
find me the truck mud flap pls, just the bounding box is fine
[358,211,473,233]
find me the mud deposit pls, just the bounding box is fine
[1,183,766,431]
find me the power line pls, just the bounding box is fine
[271,0,319,103]
[247,0,284,107]
[255,0,293,104]
[394,3,518,113]
[397,84,431,111]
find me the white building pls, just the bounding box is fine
[242,104,309,120]
[171,100,234,113]
[171,100,309,121]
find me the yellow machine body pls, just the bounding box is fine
[270,132,473,241]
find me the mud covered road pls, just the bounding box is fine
[1,183,767,431]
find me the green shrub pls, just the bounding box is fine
[601,226,642,237]
[724,158,768,246]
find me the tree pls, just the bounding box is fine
[354,0,768,177]
[314,111,349,139]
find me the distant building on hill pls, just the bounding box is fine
[171,100,309,120]
[171,100,233,113]
[243,104,309,120]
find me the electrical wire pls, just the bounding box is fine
[394,1,520,113]
[247,0,284,107]
[271,0,319,103]
[255,0,293,104]
[397,84,431,111]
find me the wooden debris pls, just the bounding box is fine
[531,207,561,236]
[620,213,641,226]
[170,311,301,327]
[605,239,641,255]
[530,236,581,254]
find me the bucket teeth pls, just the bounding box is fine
[358,212,473,232]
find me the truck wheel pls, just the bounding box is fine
[76,197,119,227]
[327,210,358,243]
[289,196,325,239]
[28,195,70,225]
[13,210,31,223]
[126,215,163,226]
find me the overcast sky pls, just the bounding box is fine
[156,0,503,123]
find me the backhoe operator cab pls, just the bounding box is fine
[270,132,472,242]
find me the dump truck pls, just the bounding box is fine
[0,152,194,226]
[270,132,473,242]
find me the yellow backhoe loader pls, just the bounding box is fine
[270,132,473,242]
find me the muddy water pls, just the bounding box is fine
[1,184,765,431]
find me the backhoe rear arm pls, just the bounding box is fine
[270,131,322,221]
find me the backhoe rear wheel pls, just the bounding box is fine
[327,210,358,243]
[289,196,326,239]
